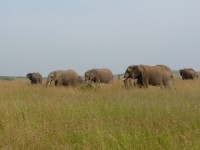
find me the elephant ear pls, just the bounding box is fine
[26,73,32,79]
[127,66,132,72]
[49,71,54,78]
[53,71,62,81]
[92,69,99,82]
[138,65,148,88]
[128,65,136,72]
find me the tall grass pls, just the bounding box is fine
[0,78,200,149]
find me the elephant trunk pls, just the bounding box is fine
[46,77,51,86]
[123,78,128,88]
[26,73,32,80]
[122,72,130,82]
[122,78,127,81]
[124,72,130,79]
[122,78,131,88]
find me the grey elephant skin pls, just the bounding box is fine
[123,65,174,88]
[46,69,84,87]
[85,68,113,83]
[26,72,42,84]
[179,68,199,80]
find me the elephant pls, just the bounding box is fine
[179,68,199,80]
[46,69,84,87]
[26,72,42,84]
[85,68,113,83]
[123,64,174,88]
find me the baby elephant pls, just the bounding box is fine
[179,68,199,80]
[26,72,42,84]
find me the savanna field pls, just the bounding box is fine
[0,78,200,149]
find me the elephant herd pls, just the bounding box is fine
[26,65,199,89]
[27,68,113,86]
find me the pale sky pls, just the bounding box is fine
[0,0,200,77]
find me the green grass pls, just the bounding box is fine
[0,79,200,149]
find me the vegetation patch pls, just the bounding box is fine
[0,78,200,149]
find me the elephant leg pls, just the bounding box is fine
[124,78,131,88]
[136,78,143,88]
[164,79,173,89]
[143,80,148,88]
[141,76,148,88]
[96,77,101,83]
[56,80,63,86]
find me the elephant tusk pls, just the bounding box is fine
[122,78,127,81]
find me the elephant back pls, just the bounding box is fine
[96,68,113,83]
[61,69,83,86]
[155,65,173,79]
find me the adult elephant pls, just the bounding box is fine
[46,69,84,87]
[179,68,199,80]
[123,65,174,88]
[26,72,42,84]
[85,68,113,83]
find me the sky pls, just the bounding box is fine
[0,0,200,77]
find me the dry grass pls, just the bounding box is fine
[0,78,200,149]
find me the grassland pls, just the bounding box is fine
[0,78,200,149]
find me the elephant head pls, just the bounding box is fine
[85,69,98,82]
[179,70,183,76]
[46,71,62,86]
[123,65,147,87]
[124,65,144,80]
[26,73,32,80]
